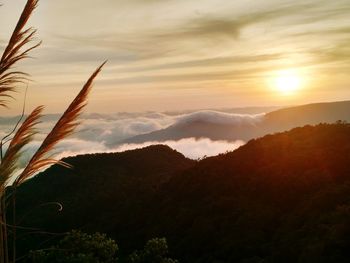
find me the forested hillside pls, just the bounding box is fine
[13,123,350,263]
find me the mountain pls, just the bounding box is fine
[164,105,282,115]
[120,100,350,144]
[12,145,194,258]
[12,123,350,262]
[152,123,350,262]
[262,100,350,131]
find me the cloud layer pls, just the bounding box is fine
[54,138,245,161]
[0,109,266,168]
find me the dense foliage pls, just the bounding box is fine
[30,231,118,263]
[29,231,177,263]
[127,238,178,263]
[12,123,350,262]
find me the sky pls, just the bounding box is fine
[1,0,350,114]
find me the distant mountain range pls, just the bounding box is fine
[119,100,350,144]
[13,122,350,262]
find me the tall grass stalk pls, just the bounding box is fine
[0,1,105,262]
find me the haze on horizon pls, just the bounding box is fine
[0,0,350,114]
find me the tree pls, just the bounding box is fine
[29,230,118,263]
[0,1,104,262]
[28,232,179,263]
[127,238,178,263]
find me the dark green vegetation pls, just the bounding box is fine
[29,230,177,263]
[12,123,350,262]
[30,230,119,263]
[12,146,193,261]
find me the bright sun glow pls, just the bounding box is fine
[273,70,302,95]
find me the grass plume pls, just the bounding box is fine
[14,62,106,186]
[0,106,43,191]
[0,1,105,261]
[0,0,40,107]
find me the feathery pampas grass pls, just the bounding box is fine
[0,0,105,262]
[0,0,40,108]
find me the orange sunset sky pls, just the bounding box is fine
[1,0,350,114]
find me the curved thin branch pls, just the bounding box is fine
[17,202,63,225]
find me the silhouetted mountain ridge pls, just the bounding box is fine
[13,123,350,263]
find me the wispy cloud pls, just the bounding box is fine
[151,3,319,41]
[1,0,350,113]
[116,53,286,73]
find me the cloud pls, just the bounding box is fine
[112,138,245,160]
[131,0,176,3]
[2,0,350,115]
[58,1,322,49]
[312,41,350,65]
[0,109,267,169]
[156,3,319,41]
[73,112,174,144]
[54,138,245,161]
[47,0,337,65]
[116,53,285,73]
[72,110,264,145]
[101,65,284,86]
[292,27,350,38]
[45,0,350,73]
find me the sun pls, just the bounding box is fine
[273,69,302,95]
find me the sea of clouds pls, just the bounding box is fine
[0,110,265,167]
